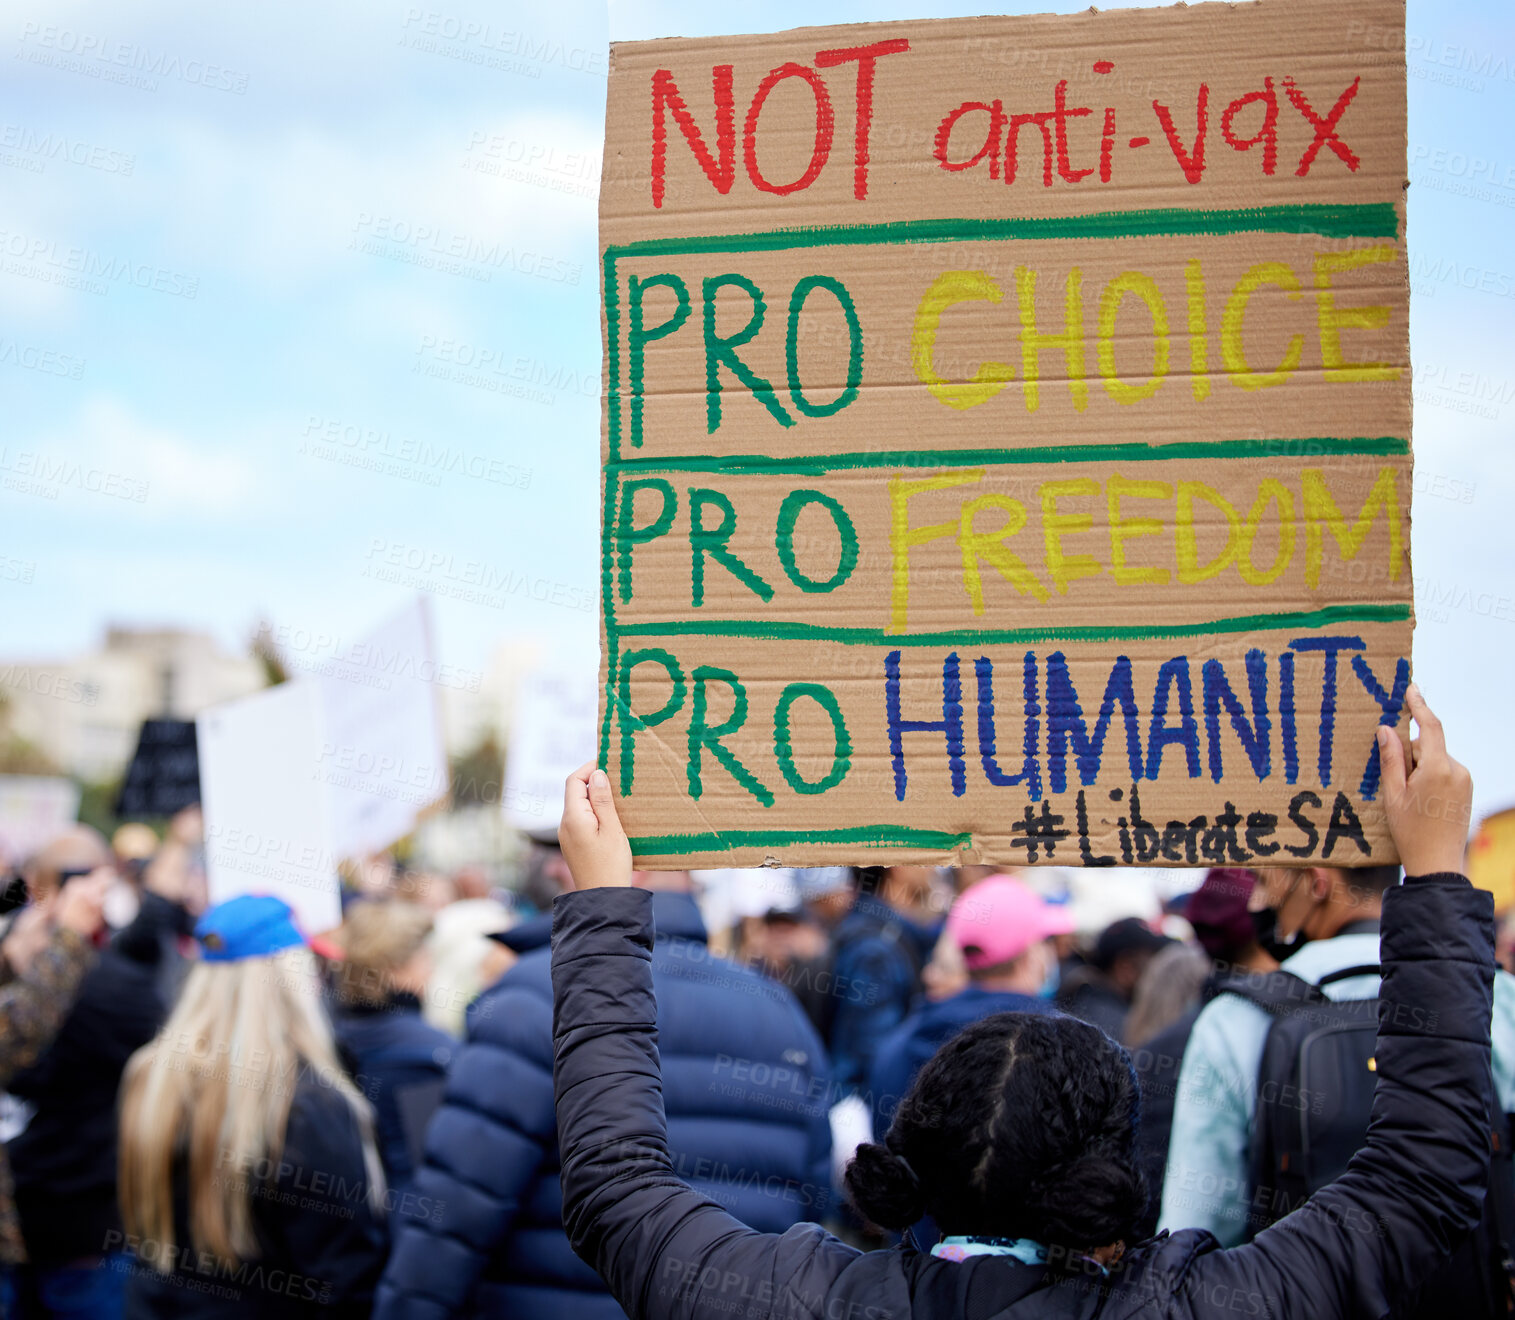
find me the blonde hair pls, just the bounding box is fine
[334,900,433,1007]
[119,948,383,1270]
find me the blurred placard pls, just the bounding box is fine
[319,598,449,858]
[198,680,341,934]
[503,666,598,835]
[0,776,81,869]
[197,597,449,931]
[114,719,200,819]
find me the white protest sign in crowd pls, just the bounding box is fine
[197,597,448,933]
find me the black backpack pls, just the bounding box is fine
[1217,963,1515,1315]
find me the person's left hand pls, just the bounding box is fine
[559,764,633,890]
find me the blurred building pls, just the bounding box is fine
[0,627,264,781]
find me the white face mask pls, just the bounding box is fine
[103,879,140,931]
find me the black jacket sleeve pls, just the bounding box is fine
[553,875,1496,1320]
[552,888,857,1320]
[1168,873,1496,1320]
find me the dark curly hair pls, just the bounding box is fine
[845,1012,1146,1250]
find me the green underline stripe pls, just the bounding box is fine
[627,825,975,856]
[608,436,1408,475]
[613,602,1410,648]
[605,202,1398,260]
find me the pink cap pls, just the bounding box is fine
[946,874,1077,971]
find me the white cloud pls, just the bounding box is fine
[48,396,270,515]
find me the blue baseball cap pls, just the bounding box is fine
[196,894,309,963]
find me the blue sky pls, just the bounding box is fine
[3,0,1513,810]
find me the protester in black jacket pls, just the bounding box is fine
[8,829,194,1309]
[549,687,1493,1320]
[117,894,386,1320]
[1056,918,1170,1041]
[1130,868,1276,1239]
[0,868,111,1273]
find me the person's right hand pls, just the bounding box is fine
[1378,684,1473,876]
[53,870,112,937]
[559,763,633,890]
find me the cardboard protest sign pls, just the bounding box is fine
[114,719,200,819]
[599,0,1411,868]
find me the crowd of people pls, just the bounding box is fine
[0,687,1506,1318]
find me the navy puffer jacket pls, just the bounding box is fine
[332,994,454,1197]
[375,891,832,1320]
[552,875,1496,1320]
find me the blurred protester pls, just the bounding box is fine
[919,929,968,1004]
[795,868,852,931]
[1499,909,1515,976]
[736,869,854,1042]
[1131,869,1274,1239]
[422,900,513,1037]
[1180,867,1276,979]
[375,868,831,1320]
[0,870,111,1309]
[124,843,204,1003]
[449,866,496,905]
[117,895,387,1319]
[330,901,454,1199]
[1055,917,1169,1040]
[516,831,573,917]
[352,854,398,901]
[476,835,570,966]
[8,828,195,1317]
[746,907,835,1041]
[868,875,1072,1139]
[1160,859,1515,1313]
[108,827,157,886]
[1125,941,1212,1242]
[1124,943,1211,1051]
[749,906,829,976]
[717,870,805,967]
[828,866,943,1095]
[547,697,1504,1320]
[391,868,457,913]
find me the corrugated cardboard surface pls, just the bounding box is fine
[599,0,1411,868]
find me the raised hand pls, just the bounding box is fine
[1377,684,1473,877]
[559,763,633,890]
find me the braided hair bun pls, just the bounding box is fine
[845,1141,924,1231]
[849,1012,1147,1249]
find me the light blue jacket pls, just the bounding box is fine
[1158,930,1515,1244]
